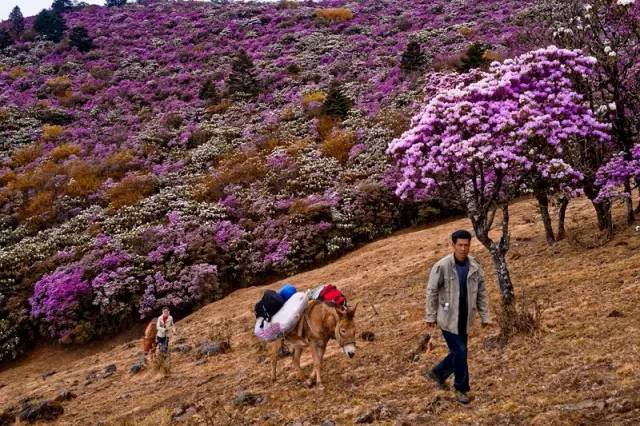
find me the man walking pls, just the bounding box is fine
[425,230,490,404]
[156,307,176,354]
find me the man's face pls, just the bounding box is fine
[452,238,470,261]
[163,309,169,316]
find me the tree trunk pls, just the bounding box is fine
[592,200,613,238]
[624,179,635,224]
[556,196,569,241]
[471,204,515,307]
[635,177,640,214]
[594,202,605,230]
[488,244,515,306]
[603,203,613,238]
[535,193,556,245]
[584,179,612,235]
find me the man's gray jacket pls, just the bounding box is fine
[426,254,490,334]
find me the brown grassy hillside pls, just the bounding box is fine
[1,196,639,425]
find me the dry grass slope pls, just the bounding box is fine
[1,197,639,425]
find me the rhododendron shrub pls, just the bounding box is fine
[139,264,218,318]
[29,267,91,340]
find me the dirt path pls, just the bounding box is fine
[1,197,639,425]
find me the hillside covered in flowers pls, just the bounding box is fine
[0,0,544,361]
[3,0,639,365]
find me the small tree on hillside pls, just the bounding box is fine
[0,30,13,50]
[69,26,93,52]
[400,40,426,73]
[457,42,491,72]
[387,47,609,328]
[198,79,221,103]
[227,49,259,99]
[321,84,352,120]
[52,0,74,14]
[33,9,66,43]
[9,6,25,35]
[106,0,127,7]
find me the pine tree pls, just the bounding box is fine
[322,84,352,120]
[9,6,25,35]
[106,0,127,7]
[227,49,259,99]
[457,42,490,72]
[51,0,74,14]
[198,79,220,103]
[69,26,93,52]
[33,9,66,43]
[0,30,13,50]
[400,41,426,73]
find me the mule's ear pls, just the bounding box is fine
[347,303,358,320]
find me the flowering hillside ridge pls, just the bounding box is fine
[3,0,640,365]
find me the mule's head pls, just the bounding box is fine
[335,304,357,358]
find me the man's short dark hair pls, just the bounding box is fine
[451,229,472,243]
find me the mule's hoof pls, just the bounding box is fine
[305,379,315,388]
[317,384,325,392]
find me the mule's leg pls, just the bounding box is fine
[317,341,326,360]
[306,342,324,389]
[292,345,307,381]
[306,343,318,386]
[271,342,279,383]
[315,342,327,389]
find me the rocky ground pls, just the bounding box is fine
[1,196,639,425]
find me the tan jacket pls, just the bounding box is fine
[156,315,175,338]
[426,254,490,335]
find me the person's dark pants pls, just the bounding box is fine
[432,329,470,393]
[156,336,169,354]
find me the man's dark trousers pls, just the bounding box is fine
[432,330,469,393]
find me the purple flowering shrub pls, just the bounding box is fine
[129,213,226,316]
[139,264,218,318]
[84,240,142,332]
[26,236,141,341]
[29,267,91,341]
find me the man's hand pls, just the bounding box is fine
[426,321,438,330]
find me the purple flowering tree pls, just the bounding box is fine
[387,47,609,311]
